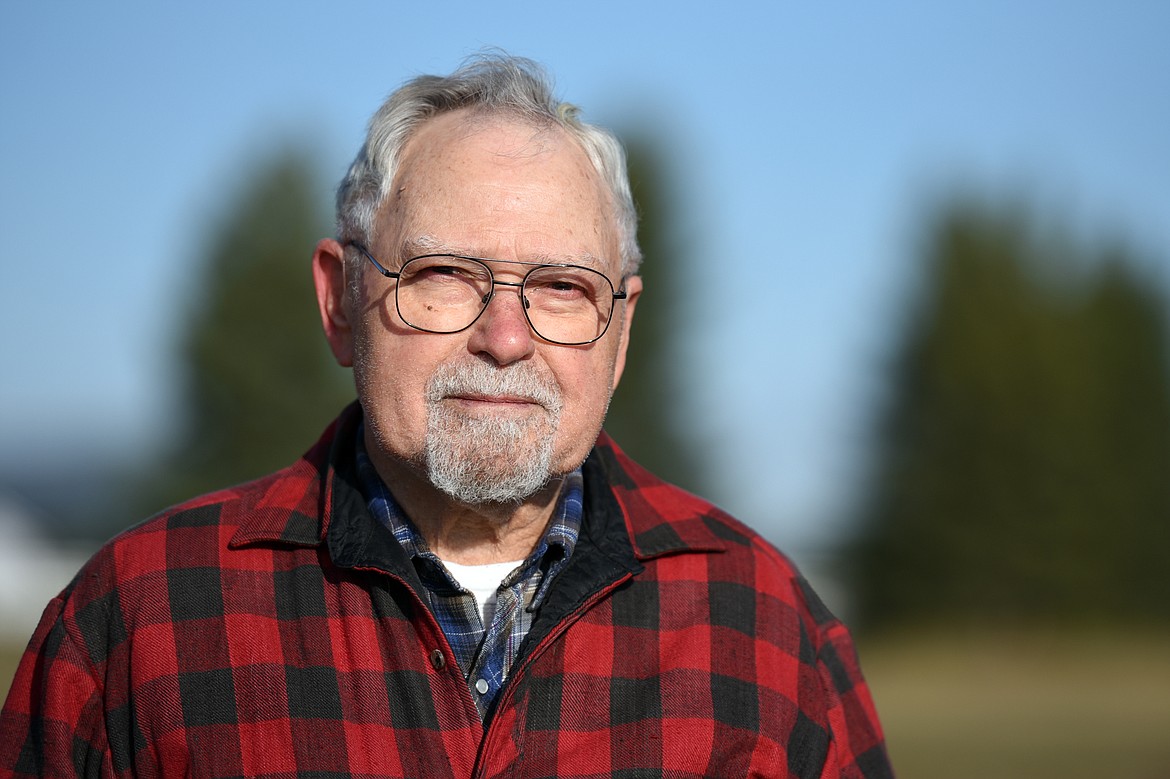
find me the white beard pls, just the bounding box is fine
[423,359,564,505]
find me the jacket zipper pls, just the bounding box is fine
[472,569,636,777]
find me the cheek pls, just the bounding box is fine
[551,350,619,462]
[353,329,437,457]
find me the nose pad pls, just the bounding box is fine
[475,281,532,336]
[468,282,537,363]
[480,287,529,310]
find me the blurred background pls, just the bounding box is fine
[2,2,1168,776]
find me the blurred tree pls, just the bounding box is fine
[129,147,353,518]
[602,135,708,496]
[848,197,1170,630]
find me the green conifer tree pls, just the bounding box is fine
[848,198,1170,629]
[136,147,352,514]
[602,136,707,496]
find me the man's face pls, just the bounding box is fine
[321,110,640,504]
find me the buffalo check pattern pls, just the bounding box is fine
[0,404,892,778]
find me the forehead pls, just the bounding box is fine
[376,110,619,269]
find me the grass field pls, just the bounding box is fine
[859,630,1170,779]
[3,630,1168,776]
[1,643,23,706]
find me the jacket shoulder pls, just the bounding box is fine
[53,420,339,652]
[590,432,858,638]
[592,433,794,566]
[589,434,891,775]
[108,448,324,564]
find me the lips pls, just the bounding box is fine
[452,393,541,405]
[446,393,546,415]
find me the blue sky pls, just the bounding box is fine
[2,1,1168,553]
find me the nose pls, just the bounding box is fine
[465,284,536,366]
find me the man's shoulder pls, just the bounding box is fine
[591,433,847,643]
[136,453,324,544]
[60,417,343,608]
[590,433,801,577]
[137,434,330,542]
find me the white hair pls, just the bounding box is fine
[335,52,642,277]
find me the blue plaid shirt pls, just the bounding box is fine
[355,426,583,718]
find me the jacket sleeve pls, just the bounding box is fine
[815,621,894,779]
[0,596,115,778]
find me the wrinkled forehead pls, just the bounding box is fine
[395,109,596,182]
[375,111,621,271]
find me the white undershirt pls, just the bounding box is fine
[440,559,524,627]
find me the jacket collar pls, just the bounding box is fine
[589,433,734,560]
[227,402,363,551]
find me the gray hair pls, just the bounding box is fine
[336,53,642,277]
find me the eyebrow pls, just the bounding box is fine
[400,235,448,258]
[400,235,608,270]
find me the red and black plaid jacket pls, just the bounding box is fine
[1,406,892,778]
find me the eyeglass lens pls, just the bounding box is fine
[396,256,614,344]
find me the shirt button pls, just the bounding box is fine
[429,649,446,671]
[475,679,489,695]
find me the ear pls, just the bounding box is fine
[610,275,642,390]
[312,238,355,367]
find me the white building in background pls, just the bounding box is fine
[0,493,92,643]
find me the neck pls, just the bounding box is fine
[368,444,563,566]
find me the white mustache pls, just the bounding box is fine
[425,360,563,414]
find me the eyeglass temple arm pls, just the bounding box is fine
[348,242,402,280]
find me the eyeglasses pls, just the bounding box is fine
[349,244,628,346]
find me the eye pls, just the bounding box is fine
[419,263,471,280]
[546,278,588,294]
[404,256,489,286]
[528,275,590,299]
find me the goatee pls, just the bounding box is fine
[423,359,564,505]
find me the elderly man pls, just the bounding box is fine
[1,55,892,777]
